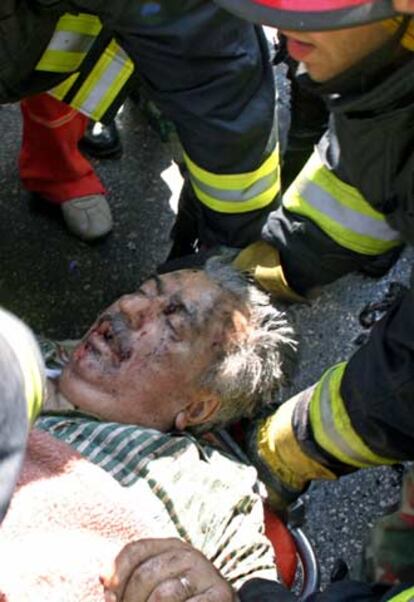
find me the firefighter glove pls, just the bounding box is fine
[233,241,307,303]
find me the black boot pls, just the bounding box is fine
[79,120,122,159]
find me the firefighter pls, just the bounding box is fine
[214,0,414,591]
[0,1,282,254]
[218,0,414,492]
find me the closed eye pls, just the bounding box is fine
[164,301,186,315]
[165,318,183,342]
[163,301,187,342]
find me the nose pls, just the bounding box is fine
[118,293,150,327]
[117,292,163,329]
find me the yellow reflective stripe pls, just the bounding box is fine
[50,73,79,101]
[55,13,102,36]
[184,146,280,213]
[184,146,279,190]
[310,363,396,468]
[191,177,279,213]
[70,39,134,121]
[284,152,401,255]
[38,50,86,73]
[389,587,414,602]
[36,13,102,73]
[304,153,385,219]
[0,310,44,424]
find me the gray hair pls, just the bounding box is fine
[194,255,297,433]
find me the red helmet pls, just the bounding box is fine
[214,0,398,30]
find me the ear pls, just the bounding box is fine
[174,395,221,431]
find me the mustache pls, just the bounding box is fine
[95,312,127,333]
[94,312,132,361]
[109,312,128,336]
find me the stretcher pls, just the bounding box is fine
[216,429,320,596]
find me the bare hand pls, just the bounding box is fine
[101,538,237,602]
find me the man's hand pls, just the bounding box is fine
[101,538,237,602]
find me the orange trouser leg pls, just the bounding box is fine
[19,93,105,204]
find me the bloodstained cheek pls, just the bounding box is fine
[73,342,88,361]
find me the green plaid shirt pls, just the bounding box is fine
[36,413,278,589]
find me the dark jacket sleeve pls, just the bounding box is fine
[262,203,396,295]
[238,578,296,601]
[238,578,414,601]
[307,581,414,602]
[262,129,403,295]
[340,279,414,461]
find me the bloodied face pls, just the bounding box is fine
[58,270,249,431]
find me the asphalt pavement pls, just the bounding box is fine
[1,99,412,589]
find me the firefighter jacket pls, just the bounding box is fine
[263,40,414,294]
[0,0,280,248]
[253,30,414,527]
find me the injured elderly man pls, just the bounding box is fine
[0,258,296,601]
[46,258,296,432]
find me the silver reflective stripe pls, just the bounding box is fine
[318,373,377,466]
[190,170,278,203]
[47,30,96,53]
[298,180,400,242]
[77,52,127,117]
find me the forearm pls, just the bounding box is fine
[262,205,380,294]
[250,280,414,511]
[301,280,414,471]
[262,145,403,295]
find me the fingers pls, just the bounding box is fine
[101,538,236,602]
[144,576,235,602]
[102,538,189,601]
[120,548,196,602]
[146,576,195,602]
